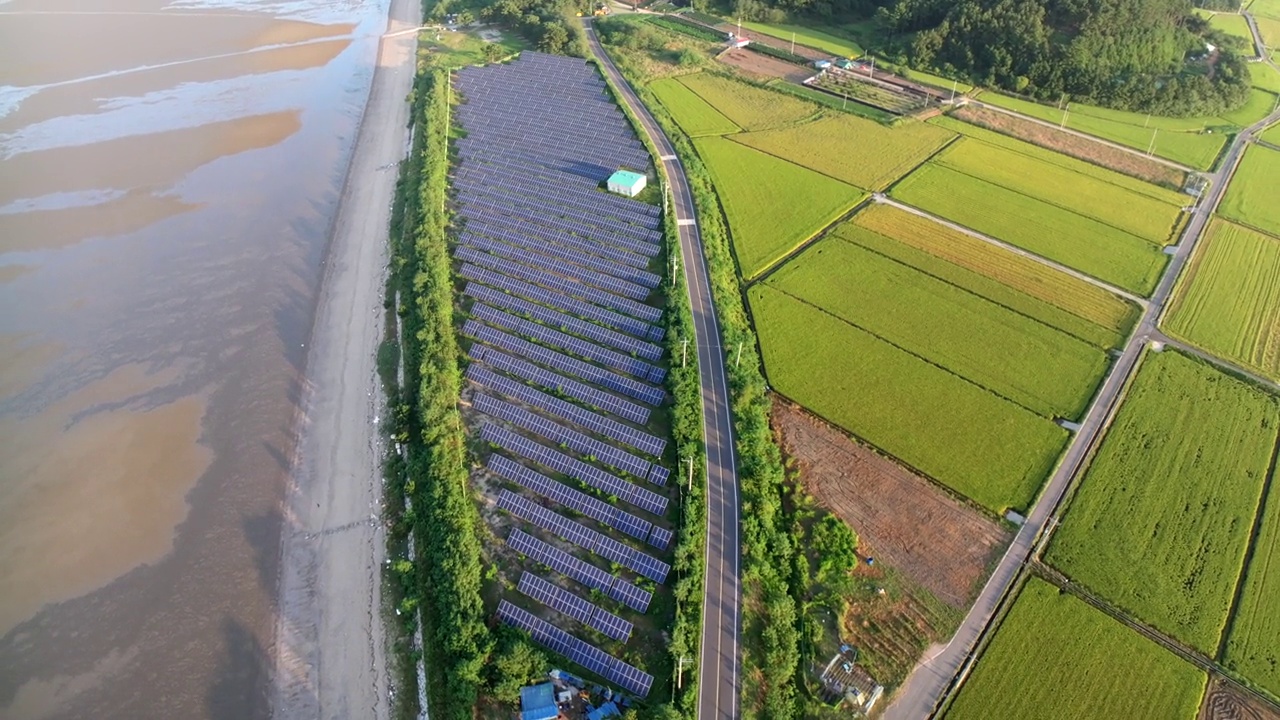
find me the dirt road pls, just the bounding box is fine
[269,0,420,717]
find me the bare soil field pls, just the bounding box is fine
[953,104,1189,189]
[717,47,812,83]
[1199,677,1280,720]
[772,399,1010,607]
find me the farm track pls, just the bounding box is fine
[584,22,743,720]
[884,65,1280,720]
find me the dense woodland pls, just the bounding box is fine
[705,0,1253,115]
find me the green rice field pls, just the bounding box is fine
[1164,220,1280,381]
[1223,477,1280,698]
[1047,350,1279,654]
[750,283,1067,513]
[648,77,740,136]
[1250,63,1280,94]
[676,72,816,131]
[890,164,1169,295]
[1206,10,1255,42]
[933,138,1185,244]
[946,578,1207,720]
[1262,120,1280,144]
[693,136,862,278]
[731,113,955,190]
[738,21,863,57]
[851,205,1140,349]
[1220,144,1280,237]
[767,234,1110,419]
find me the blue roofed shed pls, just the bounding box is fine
[520,683,558,720]
[587,701,620,720]
[607,170,646,198]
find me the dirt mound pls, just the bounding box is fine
[1199,678,1280,720]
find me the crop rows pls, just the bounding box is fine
[648,77,740,137]
[677,72,816,130]
[1220,144,1280,238]
[809,75,927,114]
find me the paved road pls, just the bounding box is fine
[582,22,742,720]
[884,101,1280,720]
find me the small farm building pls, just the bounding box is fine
[607,170,646,197]
[520,682,559,720]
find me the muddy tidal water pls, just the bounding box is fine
[0,0,387,717]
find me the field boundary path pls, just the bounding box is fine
[883,93,1280,720]
[584,22,744,720]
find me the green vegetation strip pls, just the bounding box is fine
[676,72,817,130]
[766,236,1108,420]
[1164,219,1280,382]
[692,135,862,279]
[731,113,955,191]
[1220,144,1280,238]
[849,205,1139,349]
[946,578,1207,720]
[648,76,740,137]
[738,21,863,57]
[1047,350,1279,654]
[1224,458,1280,698]
[890,163,1169,295]
[750,283,1067,513]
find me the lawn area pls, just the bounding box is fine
[648,77,740,137]
[693,136,862,278]
[1220,144,1280,237]
[677,72,816,131]
[739,21,863,57]
[1207,10,1255,42]
[1164,220,1280,381]
[933,137,1185,245]
[946,578,1207,720]
[420,28,525,68]
[849,205,1140,349]
[1047,350,1279,654]
[1220,88,1280,127]
[1250,63,1280,94]
[731,113,955,190]
[750,283,1067,513]
[898,67,974,94]
[767,235,1110,420]
[890,163,1169,295]
[979,92,1230,169]
[1256,14,1280,49]
[1262,120,1280,144]
[1224,475,1280,698]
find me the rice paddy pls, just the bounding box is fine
[1219,144,1280,237]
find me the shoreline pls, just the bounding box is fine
[269,0,421,716]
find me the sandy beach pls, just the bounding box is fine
[270,0,420,717]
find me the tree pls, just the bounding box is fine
[486,626,550,704]
[482,42,507,63]
[538,22,570,53]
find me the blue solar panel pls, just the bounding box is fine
[647,525,674,551]
[458,231,653,301]
[518,572,633,642]
[507,529,650,613]
[472,345,650,425]
[496,600,652,696]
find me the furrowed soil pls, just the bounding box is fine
[716,47,812,83]
[772,400,1011,608]
[1198,677,1280,720]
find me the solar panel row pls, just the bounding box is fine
[466,363,665,456]
[455,168,660,226]
[483,425,667,517]
[461,192,659,252]
[497,600,652,697]
[486,451,651,541]
[518,572,633,642]
[647,525,674,551]
[458,231,653,301]
[507,529,651,613]
[497,490,669,583]
[460,221,660,290]
[472,345,650,425]
[462,212,654,272]
[459,181,659,244]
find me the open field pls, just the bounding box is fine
[1164,219,1280,382]
[750,284,1068,513]
[677,71,817,130]
[647,76,740,136]
[1206,10,1255,42]
[850,204,1140,349]
[1257,15,1280,51]
[766,235,1109,420]
[715,47,812,83]
[934,137,1185,244]
[1220,144,1280,237]
[1222,88,1280,127]
[1198,676,1280,720]
[1251,63,1280,94]
[1047,350,1279,654]
[1262,121,1280,144]
[773,400,1011,607]
[808,73,927,114]
[738,21,863,58]
[978,92,1230,169]
[731,113,954,190]
[890,163,1169,295]
[898,67,973,93]
[947,105,1189,188]
[946,578,1208,720]
[693,135,862,278]
[1224,467,1280,699]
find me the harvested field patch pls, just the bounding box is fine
[693,135,862,278]
[715,47,811,83]
[934,137,1186,245]
[1221,144,1280,237]
[850,204,1140,349]
[750,284,1067,513]
[891,163,1169,295]
[1223,460,1280,698]
[766,235,1109,420]
[772,400,1011,607]
[1047,350,1279,654]
[732,113,955,190]
[946,578,1208,720]
[948,105,1189,188]
[1199,676,1280,720]
[677,71,816,130]
[648,76,740,137]
[1164,219,1280,381]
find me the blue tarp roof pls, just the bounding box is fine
[520,683,557,720]
[587,701,620,720]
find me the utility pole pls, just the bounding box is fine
[1144,112,1151,128]
[687,456,694,490]
[735,341,743,368]
[868,55,875,79]
[682,338,689,367]
[790,31,796,55]
[1147,127,1158,156]
[950,79,957,103]
[1060,103,1069,130]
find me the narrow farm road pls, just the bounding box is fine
[1244,11,1279,69]
[884,103,1280,720]
[583,22,743,720]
